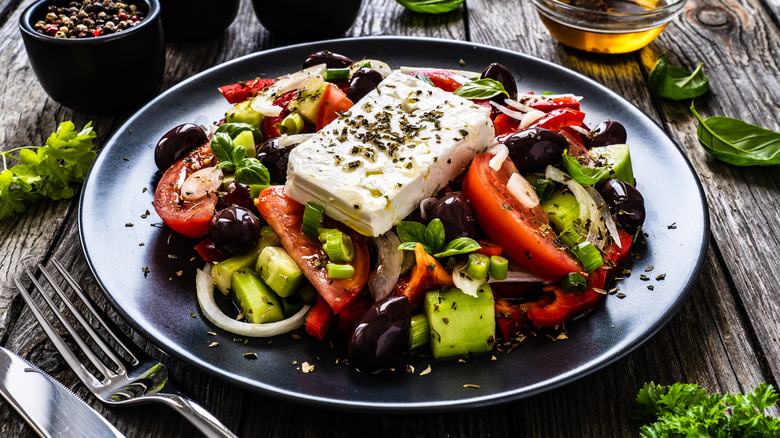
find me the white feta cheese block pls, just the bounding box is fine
[284,72,495,237]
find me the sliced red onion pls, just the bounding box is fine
[515,93,582,101]
[355,60,393,78]
[545,165,606,249]
[503,97,533,113]
[368,231,404,302]
[488,143,509,171]
[196,266,309,337]
[452,261,484,298]
[519,109,546,129]
[490,100,526,120]
[278,133,315,148]
[419,197,438,222]
[181,167,223,201]
[586,186,622,248]
[488,260,546,283]
[568,125,590,136]
[507,172,540,209]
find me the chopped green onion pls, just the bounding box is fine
[406,314,430,350]
[359,61,372,69]
[489,255,508,280]
[570,241,604,273]
[559,226,582,247]
[530,177,555,202]
[280,112,304,135]
[302,201,325,240]
[326,263,354,279]
[324,68,351,81]
[464,253,490,281]
[318,228,354,262]
[562,272,588,294]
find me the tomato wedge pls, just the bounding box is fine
[316,84,354,131]
[255,186,369,314]
[462,153,583,281]
[530,108,586,132]
[263,91,296,140]
[406,69,467,92]
[153,144,217,239]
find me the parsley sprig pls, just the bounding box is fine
[0,121,97,220]
[396,218,480,258]
[632,382,780,436]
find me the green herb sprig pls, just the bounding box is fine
[210,132,270,185]
[632,382,780,436]
[395,0,464,14]
[690,103,780,166]
[648,53,709,100]
[453,78,509,100]
[0,121,97,220]
[396,218,481,258]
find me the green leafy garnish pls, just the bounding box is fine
[210,132,270,185]
[632,382,780,436]
[396,218,481,258]
[453,78,509,100]
[214,122,262,142]
[690,102,780,166]
[395,0,464,14]
[648,53,709,100]
[414,75,435,87]
[0,121,97,220]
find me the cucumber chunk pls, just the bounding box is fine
[589,143,634,186]
[233,130,256,159]
[211,227,280,295]
[289,75,327,124]
[540,189,581,234]
[424,285,496,359]
[255,246,304,297]
[226,100,263,129]
[231,268,284,324]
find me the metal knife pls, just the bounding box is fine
[0,346,125,438]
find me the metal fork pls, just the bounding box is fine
[14,259,238,438]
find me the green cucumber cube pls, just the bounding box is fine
[424,285,496,359]
[256,246,304,297]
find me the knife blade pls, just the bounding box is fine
[0,346,125,438]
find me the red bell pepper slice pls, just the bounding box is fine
[530,108,586,132]
[493,113,520,137]
[262,91,296,140]
[526,229,633,327]
[406,70,467,92]
[559,127,591,162]
[522,94,581,112]
[305,294,335,340]
[219,78,274,104]
[475,239,503,257]
[495,292,556,340]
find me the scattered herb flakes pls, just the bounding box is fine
[648,285,655,291]
[243,352,258,360]
[292,360,298,365]
[593,287,607,295]
[609,287,620,294]
[123,157,129,161]
[142,266,150,277]
[140,210,150,218]
[406,364,415,373]
[667,222,677,229]
[644,265,654,272]
[190,312,196,318]
[556,332,569,341]
[168,254,177,259]
[420,364,432,376]
[291,333,302,340]
[139,243,145,246]
[656,273,667,281]
[622,269,632,276]
[301,362,315,373]
[175,270,183,277]
[207,331,217,336]
[208,342,219,348]
[491,355,497,361]
[640,274,650,281]
[459,58,466,66]
[125,222,134,227]
[457,358,466,364]
[617,293,627,299]
[463,384,480,389]
[142,187,148,193]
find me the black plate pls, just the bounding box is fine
[79,37,709,412]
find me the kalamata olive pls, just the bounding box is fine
[154,123,208,171]
[503,128,567,173]
[583,120,627,148]
[428,192,478,241]
[600,178,645,234]
[348,296,411,373]
[302,50,354,69]
[208,206,262,256]
[480,63,518,103]
[256,138,299,183]
[217,181,256,213]
[346,68,383,103]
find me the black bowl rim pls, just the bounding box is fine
[19,0,160,45]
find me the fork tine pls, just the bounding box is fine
[36,263,127,377]
[14,276,103,390]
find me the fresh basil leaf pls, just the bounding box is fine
[414,75,435,86]
[214,122,261,141]
[395,0,464,14]
[397,241,433,255]
[453,78,509,100]
[210,132,235,164]
[690,102,780,166]
[396,221,427,244]
[561,153,609,185]
[648,53,709,100]
[234,158,270,185]
[424,218,446,253]
[434,237,481,258]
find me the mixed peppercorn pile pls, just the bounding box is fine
[33,0,145,38]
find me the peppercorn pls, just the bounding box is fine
[34,0,145,38]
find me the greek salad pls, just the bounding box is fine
[151,50,646,373]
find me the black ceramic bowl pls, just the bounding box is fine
[160,0,239,43]
[19,0,165,115]
[250,0,362,42]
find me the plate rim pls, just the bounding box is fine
[78,35,710,412]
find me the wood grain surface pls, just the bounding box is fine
[1,0,778,436]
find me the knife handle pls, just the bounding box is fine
[153,393,238,438]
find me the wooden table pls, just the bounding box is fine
[1,0,779,436]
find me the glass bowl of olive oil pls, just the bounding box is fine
[531,0,687,54]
